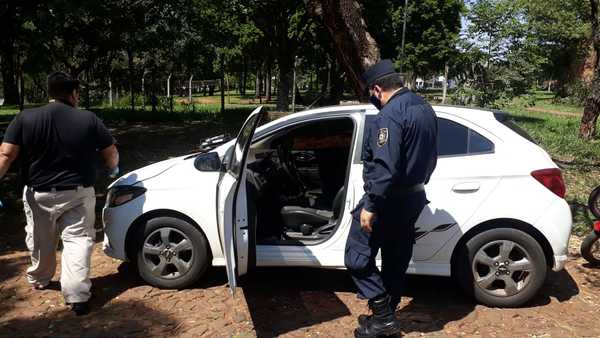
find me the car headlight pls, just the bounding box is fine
[106,185,147,207]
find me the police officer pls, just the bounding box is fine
[0,72,120,315]
[345,60,438,337]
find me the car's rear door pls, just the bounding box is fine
[413,115,502,261]
[217,106,264,295]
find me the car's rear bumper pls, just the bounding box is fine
[553,254,568,271]
[535,198,572,271]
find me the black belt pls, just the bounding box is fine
[31,185,91,192]
[392,183,425,196]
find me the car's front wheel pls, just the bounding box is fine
[455,228,547,307]
[135,216,209,289]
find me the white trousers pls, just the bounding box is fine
[23,185,95,303]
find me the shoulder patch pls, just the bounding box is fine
[377,128,388,147]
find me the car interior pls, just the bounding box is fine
[245,117,355,245]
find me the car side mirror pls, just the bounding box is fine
[194,152,222,172]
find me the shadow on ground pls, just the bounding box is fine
[0,300,180,337]
[527,269,579,306]
[240,267,354,337]
[233,264,582,337]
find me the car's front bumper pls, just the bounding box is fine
[102,197,146,261]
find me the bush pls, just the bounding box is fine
[557,80,590,106]
[521,93,537,107]
[450,83,501,108]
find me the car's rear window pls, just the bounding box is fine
[493,111,537,144]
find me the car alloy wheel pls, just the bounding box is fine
[455,227,546,307]
[471,240,534,297]
[142,227,194,279]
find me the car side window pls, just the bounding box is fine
[438,118,468,156]
[438,118,494,157]
[469,129,494,153]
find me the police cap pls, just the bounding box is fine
[362,59,396,88]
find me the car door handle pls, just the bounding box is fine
[452,182,480,193]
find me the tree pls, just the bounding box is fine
[460,0,584,107]
[520,0,589,97]
[581,0,600,139]
[305,0,380,100]
[0,1,42,106]
[391,0,464,83]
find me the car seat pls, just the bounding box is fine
[280,187,345,235]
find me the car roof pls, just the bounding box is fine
[264,103,499,127]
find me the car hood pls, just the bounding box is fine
[108,155,188,188]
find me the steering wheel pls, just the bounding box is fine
[276,139,307,200]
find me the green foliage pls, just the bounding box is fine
[457,0,590,108]
[363,0,465,77]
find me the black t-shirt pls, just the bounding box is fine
[2,101,115,188]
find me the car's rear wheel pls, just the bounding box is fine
[136,216,209,289]
[455,228,547,307]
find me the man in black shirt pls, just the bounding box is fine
[0,72,119,316]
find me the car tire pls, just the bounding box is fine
[455,228,547,307]
[581,232,600,266]
[135,216,209,289]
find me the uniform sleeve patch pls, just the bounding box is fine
[377,128,388,147]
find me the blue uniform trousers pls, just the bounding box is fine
[344,191,426,309]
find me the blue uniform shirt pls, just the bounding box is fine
[361,88,438,213]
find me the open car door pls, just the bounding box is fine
[217,106,264,295]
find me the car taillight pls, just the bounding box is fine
[593,220,600,233]
[531,168,566,199]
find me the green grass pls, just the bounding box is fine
[505,100,597,235]
[0,95,275,123]
[511,91,584,115]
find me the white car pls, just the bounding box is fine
[102,105,572,307]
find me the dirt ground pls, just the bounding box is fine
[1,122,600,337]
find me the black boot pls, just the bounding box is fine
[357,296,400,328]
[355,294,401,337]
[71,302,90,316]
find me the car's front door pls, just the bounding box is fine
[217,106,264,295]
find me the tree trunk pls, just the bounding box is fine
[0,2,19,106]
[581,72,600,139]
[255,64,261,99]
[277,55,293,111]
[266,65,272,102]
[581,0,600,139]
[127,47,135,112]
[305,0,380,101]
[221,61,225,114]
[241,57,247,96]
[322,58,344,105]
[442,62,449,104]
[18,63,24,111]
